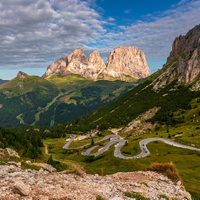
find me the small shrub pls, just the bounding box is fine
[124,192,150,200]
[142,182,149,187]
[122,151,131,155]
[159,194,169,200]
[149,162,181,183]
[96,195,105,200]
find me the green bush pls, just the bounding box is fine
[124,192,150,200]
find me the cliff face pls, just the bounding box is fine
[152,24,200,90]
[166,24,200,83]
[104,46,150,81]
[42,58,67,78]
[61,48,104,80]
[42,46,150,81]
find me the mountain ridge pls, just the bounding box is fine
[42,46,150,81]
[0,72,138,127]
[66,24,200,133]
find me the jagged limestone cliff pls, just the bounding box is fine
[42,46,150,81]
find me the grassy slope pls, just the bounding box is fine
[0,75,59,127]
[66,62,200,133]
[35,74,136,126]
[57,66,200,198]
[0,73,137,127]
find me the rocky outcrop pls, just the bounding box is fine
[6,148,20,158]
[167,24,200,83]
[42,58,67,78]
[43,46,150,81]
[61,48,102,80]
[0,164,191,199]
[104,46,150,81]
[17,71,27,81]
[13,181,30,196]
[153,24,200,90]
[88,51,106,79]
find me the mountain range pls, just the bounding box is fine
[0,79,8,85]
[66,24,200,133]
[0,46,149,128]
[43,46,150,81]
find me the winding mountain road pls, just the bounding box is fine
[63,135,200,159]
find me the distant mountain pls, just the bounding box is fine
[66,24,200,133]
[0,71,140,127]
[43,46,150,82]
[0,79,9,85]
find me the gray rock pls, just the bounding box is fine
[13,181,30,196]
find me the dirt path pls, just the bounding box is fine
[44,143,85,176]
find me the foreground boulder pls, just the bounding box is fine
[13,181,30,196]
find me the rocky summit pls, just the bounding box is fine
[42,46,150,81]
[104,46,150,81]
[153,24,200,90]
[166,25,200,83]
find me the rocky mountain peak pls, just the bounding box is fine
[88,51,106,73]
[166,24,200,84]
[104,46,150,81]
[17,71,28,80]
[65,47,89,67]
[42,58,66,78]
[43,46,150,81]
[152,24,200,90]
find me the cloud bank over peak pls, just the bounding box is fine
[0,0,200,75]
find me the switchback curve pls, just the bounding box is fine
[63,135,200,159]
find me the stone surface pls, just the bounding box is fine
[17,71,27,80]
[61,48,100,80]
[6,148,20,158]
[152,24,200,90]
[13,181,30,196]
[104,46,150,81]
[167,24,200,84]
[42,46,150,81]
[42,58,67,78]
[0,164,191,200]
[88,51,106,80]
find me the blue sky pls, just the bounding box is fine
[0,0,200,80]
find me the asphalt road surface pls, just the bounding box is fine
[63,135,200,159]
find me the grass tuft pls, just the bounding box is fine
[124,192,150,200]
[149,162,181,183]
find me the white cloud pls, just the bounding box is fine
[108,17,115,21]
[0,0,106,69]
[124,9,132,14]
[96,0,200,62]
[0,0,200,73]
